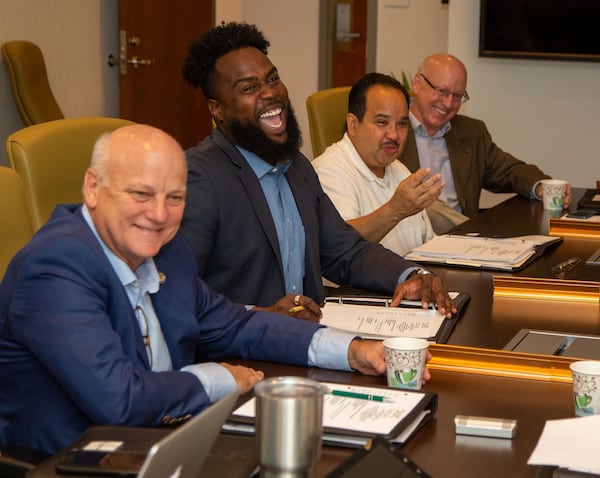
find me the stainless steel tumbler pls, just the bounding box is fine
[255,376,324,478]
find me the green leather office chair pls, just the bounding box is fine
[6,117,136,231]
[0,167,34,281]
[306,86,351,157]
[1,40,64,126]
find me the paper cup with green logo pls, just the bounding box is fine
[570,361,600,416]
[383,337,428,390]
[541,179,568,210]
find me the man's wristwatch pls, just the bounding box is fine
[410,268,433,278]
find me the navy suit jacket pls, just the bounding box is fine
[400,115,550,217]
[181,128,416,307]
[0,205,320,454]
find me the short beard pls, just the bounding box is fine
[226,104,303,166]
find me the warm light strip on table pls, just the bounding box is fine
[549,218,600,239]
[428,344,574,383]
[492,276,600,303]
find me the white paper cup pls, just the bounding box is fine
[383,337,429,390]
[541,179,568,210]
[570,361,600,416]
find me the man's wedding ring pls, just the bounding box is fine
[293,295,301,306]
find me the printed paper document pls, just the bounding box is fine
[232,382,428,441]
[320,302,445,339]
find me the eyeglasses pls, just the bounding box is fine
[134,306,153,368]
[419,73,469,103]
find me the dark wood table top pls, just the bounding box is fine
[308,189,597,477]
[231,359,573,478]
[27,360,575,478]
[427,189,600,350]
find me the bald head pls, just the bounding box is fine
[410,54,469,137]
[90,125,186,187]
[84,124,187,270]
[417,53,467,86]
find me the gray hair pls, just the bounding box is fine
[89,132,112,187]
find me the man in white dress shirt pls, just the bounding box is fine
[313,73,442,256]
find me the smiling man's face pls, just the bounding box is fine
[207,47,303,164]
[410,54,468,137]
[84,126,187,271]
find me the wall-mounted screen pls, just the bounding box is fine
[479,0,600,62]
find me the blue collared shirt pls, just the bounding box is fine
[238,146,306,295]
[409,111,461,213]
[82,205,172,372]
[240,147,414,287]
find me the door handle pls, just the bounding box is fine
[111,30,155,75]
[336,32,360,42]
[127,56,155,68]
[107,54,155,71]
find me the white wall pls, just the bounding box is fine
[0,0,119,167]
[448,0,600,190]
[375,0,448,80]
[214,0,242,22]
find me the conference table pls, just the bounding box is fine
[224,189,599,477]
[30,190,599,478]
[264,190,597,477]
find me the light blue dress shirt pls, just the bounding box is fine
[409,111,461,213]
[82,205,172,372]
[238,146,306,296]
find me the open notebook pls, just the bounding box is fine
[404,234,561,271]
[320,292,470,344]
[54,392,239,478]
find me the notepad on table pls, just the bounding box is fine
[404,234,561,271]
[319,292,470,344]
[223,382,437,448]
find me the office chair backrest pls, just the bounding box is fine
[0,166,34,281]
[6,117,136,231]
[306,86,351,157]
[1,40,65,126]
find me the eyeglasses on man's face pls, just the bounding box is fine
[419,73,469,103]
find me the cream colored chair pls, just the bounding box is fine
[6,117,135,231]
[306,86,351,157]
[0,166,34,280]
[1,40,64,126]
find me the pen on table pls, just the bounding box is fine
[326,389,394,403]
[288,305,306,313]
[551,256,581,273]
